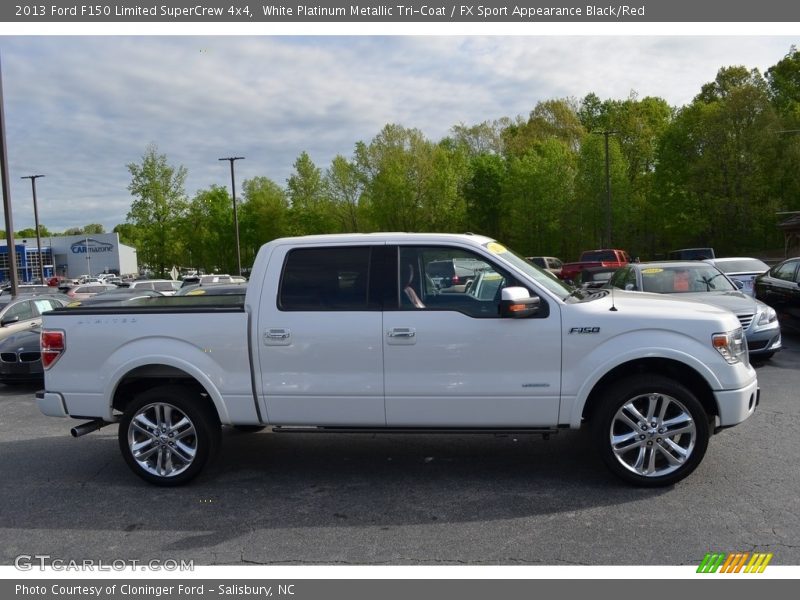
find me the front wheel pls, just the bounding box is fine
[592,375,709,487]
[118,385,220,486]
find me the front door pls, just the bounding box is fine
[383,245,561,427]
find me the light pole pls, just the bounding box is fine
[593,130,618,248]
[0,53,20,293]
[21,174,45,283]
[218,156,244,276]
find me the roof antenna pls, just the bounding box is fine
[609,283,618,312]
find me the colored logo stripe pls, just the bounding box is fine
[697,552,773,573]
[745,553,773,573]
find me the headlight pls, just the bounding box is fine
[712,327,747,365]
[757,305,777,326]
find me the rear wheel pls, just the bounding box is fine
[118,385,220,486]
[592,375,709,487]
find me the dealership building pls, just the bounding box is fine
[0,233,138,282]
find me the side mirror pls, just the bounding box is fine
[624,283,635,291]
[0,315,20,327]
[732,279,744,290]
[500,287,540,318]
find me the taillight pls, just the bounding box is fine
[41,330,65,369]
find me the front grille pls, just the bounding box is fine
[737,313,755,330]
[0,353,16,363]
[19,352,40,363]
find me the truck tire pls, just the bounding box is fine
[592,375,709,487]
[118,385,221,486]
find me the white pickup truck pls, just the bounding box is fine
[36,233,759,487]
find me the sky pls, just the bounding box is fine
[0,35,796,233]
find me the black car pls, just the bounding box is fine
[755,257,800,332]
[0,326,43,384]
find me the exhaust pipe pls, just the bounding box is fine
[70,419,110,438]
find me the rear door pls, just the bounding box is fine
[383,244,562,427]
[256,243,388,426]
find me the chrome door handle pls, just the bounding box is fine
[265,328,290,340]
[388,328,416,338]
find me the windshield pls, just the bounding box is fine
[482,241,573,297]
[640,265,737,293]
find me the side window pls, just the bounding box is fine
[772,261,798,282]
[397,246,518,318]
[279,246,374,311]
[32,299,61,315]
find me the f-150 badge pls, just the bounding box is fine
[569,327,600,334]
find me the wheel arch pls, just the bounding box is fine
[109,361,229,425]
[580,358,718,427]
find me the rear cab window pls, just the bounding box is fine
[278,246,383,311]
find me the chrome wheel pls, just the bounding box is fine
[127,402,198,478]
[609,392,697,478]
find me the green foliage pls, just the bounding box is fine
[126,143,188,275]
[180,185,236,273]
[239,176,290,264]
[325,155,367,232]
[287,152,337,235]
[15,224,52,238]
[655,67,783,255]
[356,124,468,232]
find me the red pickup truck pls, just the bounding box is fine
[559,249,631,282]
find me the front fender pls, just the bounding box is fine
[561,329,748,428]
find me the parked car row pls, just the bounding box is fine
[525,249,798,358]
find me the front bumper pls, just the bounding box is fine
[714,378,759,430]
[746,327,781,355]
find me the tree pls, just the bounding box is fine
[356,124,469,232]
[16,224,52,238]
[449,120,508,156]
[325,155,366,232]
[503,98,586,156]
[239,176,290,265]
[181,186,235,274]
[126,144,188,275]
[766,46,800,215]
[286,152,335,235]
[654,67,782,254]
[501,140,577,256]
[574,134,629,254]
[463,153,506,239]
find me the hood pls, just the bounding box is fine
[573,288,741,323]
[677,291,759,315]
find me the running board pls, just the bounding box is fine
[271,426,558,436]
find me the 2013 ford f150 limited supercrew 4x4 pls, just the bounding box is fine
[36,233,759,487]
